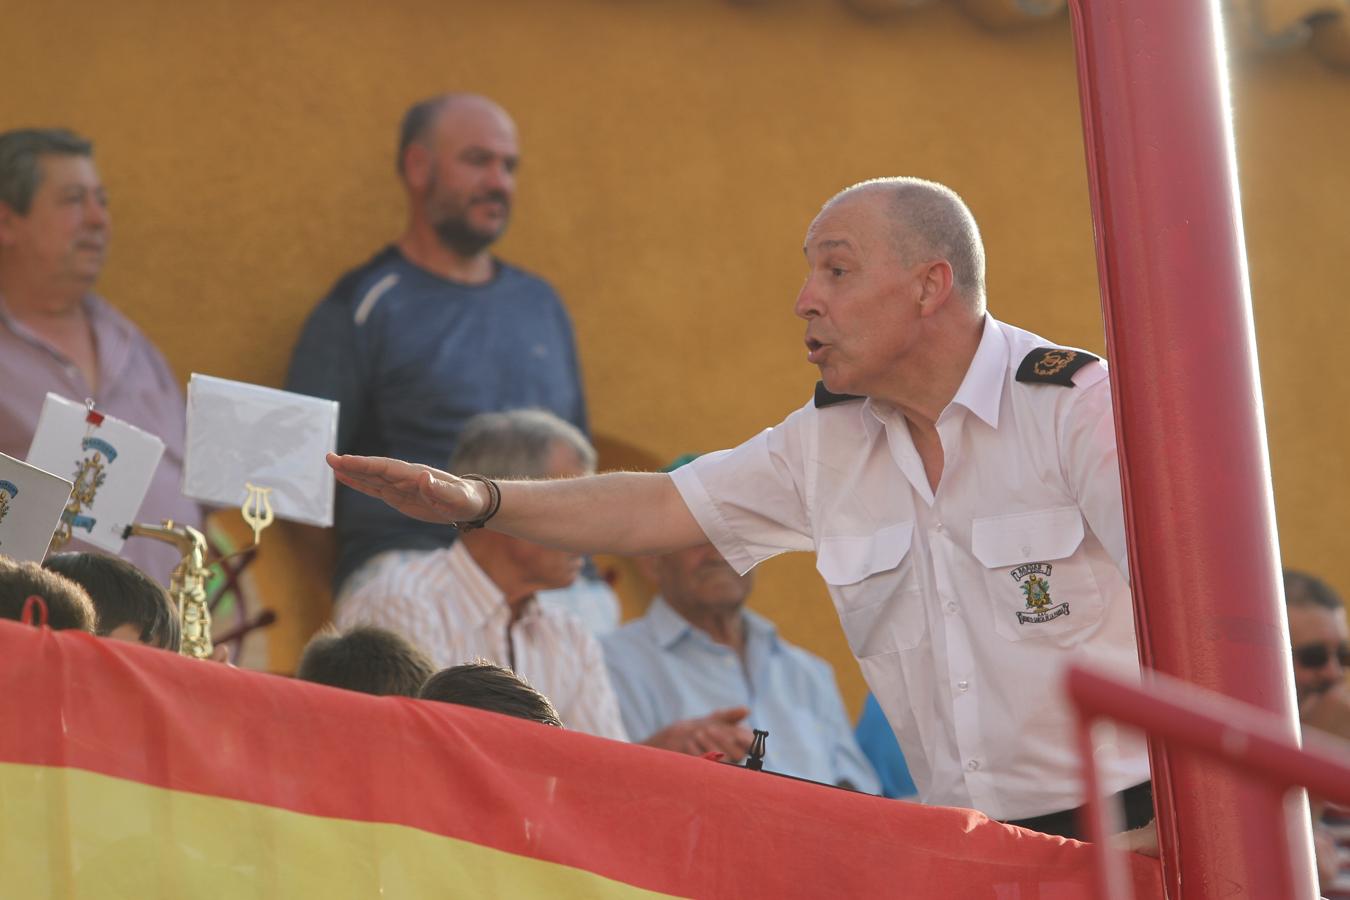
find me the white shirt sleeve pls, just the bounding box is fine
[668,405,817,576]
[1059,370,1131,583]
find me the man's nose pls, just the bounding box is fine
[484,161,514,195]
[1325,653,1346,680]
[84,196,110,228]
[794,277,821,320]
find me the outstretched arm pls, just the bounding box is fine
[326,453,708,556]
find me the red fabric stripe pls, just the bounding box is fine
[0,621,1163,898]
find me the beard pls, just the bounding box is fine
[1299,678,1337,705]
[427,186,511,258]
[432,213,500,257]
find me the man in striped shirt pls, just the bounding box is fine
[335,410,756,759]
[334,409,625,739]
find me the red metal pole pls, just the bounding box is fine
[1064,1,1317,897]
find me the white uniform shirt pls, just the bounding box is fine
[334,542,630,742]
[670,315,1149,820]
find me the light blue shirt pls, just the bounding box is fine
[855,693,918,800]
[603,597,881,794]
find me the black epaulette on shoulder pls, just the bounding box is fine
[1015,347,1100,387]
[813,381,864,408]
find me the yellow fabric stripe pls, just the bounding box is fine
[0,762,681,899]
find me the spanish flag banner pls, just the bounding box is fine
[0,621,1163,898]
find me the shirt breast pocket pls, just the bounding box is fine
[816,522,926,657]
[971,506,1105,643]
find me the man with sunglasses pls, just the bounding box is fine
[1286,570,1350,731]
[1284,569,1350,896]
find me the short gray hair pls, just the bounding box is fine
[831,177,986,308]
[0,128,93,215]
[450,409,596,479]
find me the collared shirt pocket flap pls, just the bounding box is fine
[816,522,915,586]
[971,506,1085,569]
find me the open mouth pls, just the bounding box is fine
[805,338,828,363]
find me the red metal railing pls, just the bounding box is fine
[1067,664,1350,899]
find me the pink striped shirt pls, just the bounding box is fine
[334,542,628,741]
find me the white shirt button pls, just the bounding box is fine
[967,759,981,772]
[946,602,958,614]
[957,680,969,692]
[934,522,944,532]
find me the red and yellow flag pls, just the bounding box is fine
[0,621,1162,898]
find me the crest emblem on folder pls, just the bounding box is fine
[0,481,16,526]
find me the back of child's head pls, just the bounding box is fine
[44,552,179,651]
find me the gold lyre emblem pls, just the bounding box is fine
[241,482,275,547]
[1033,349,1078,377]
[1021,574,1052,611]
[51,441,113,551]
[71,452,107,507]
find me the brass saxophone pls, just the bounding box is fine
[124,520,213,659]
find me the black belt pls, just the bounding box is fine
[1003,781,1154,840]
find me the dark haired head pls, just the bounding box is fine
[297,625,434,697]
[397,94,455,176]
[43,552,179,651]
[0,128,94,214]
[0,556,96,632]
[419,662,563,727]
[1284,569,1343,611]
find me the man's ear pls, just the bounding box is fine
[402,143,433,194]
[916,259,955,317]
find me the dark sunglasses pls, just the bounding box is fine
[1292,642,1350,669]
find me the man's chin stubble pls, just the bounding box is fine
[432,221,501,258]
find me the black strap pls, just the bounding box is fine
[1003,781,1154,840]
[813,381,864,408]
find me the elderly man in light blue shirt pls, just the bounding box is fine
[603,457,880,792]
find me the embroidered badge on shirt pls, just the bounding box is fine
[1015,347,1100,387]
[813,381,864,408]
[1011,563,1071,625]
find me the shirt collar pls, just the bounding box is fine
[448,540,532,628]
[859,316,1007,436]
[646,595,696,649]
[947,314,1007,429]
[646,594,778,652]
[0,292,131,363]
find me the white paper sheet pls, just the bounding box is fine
[0,452,74,563]
[183,374,338,527]
[26,393,167,553]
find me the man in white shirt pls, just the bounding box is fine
[328,178,1152,836]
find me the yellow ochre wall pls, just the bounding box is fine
[5,1,1348,709]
